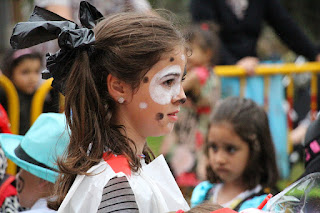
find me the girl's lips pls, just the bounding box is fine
[215,168,229,174]
[167,110,179,122]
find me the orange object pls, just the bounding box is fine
[257,193,273,210]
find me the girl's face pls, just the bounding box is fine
[16,169,41,208]
[186,41,212,70]
[123,47,187,138]
[12,58,41,94]
[207,122,250,185]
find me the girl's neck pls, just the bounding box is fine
[216,180,247,205]
[223,181,245,191]
[124,127,146,155]
[115,113,146,155]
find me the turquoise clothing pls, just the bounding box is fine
[191,181,267,211]
[238,194,267,211]
[190,181,214,207]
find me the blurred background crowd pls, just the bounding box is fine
[1,0,320,212]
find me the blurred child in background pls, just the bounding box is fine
[160,22,220,184]
[0,49,59,135]
[0,113,69,212]
[0,147,23,213]
[0,106,23,212]
[191,97,278,211]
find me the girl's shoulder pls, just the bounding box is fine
[58,160,118,212]
[236,186,270,211]
[238,194,268,211]
[190,181,215,207]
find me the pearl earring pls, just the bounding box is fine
[118,97,125,104]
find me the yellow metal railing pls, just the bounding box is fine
[215,62,320,153]
[30,78,53,125]
[0,75,19,175]
[215,62,320,76]
[0,75,19,134]
[31,78,65,125]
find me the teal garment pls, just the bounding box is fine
[190,181,214,207]
[238,194,267,211]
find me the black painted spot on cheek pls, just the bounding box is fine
[156,113,164,120]
[170,57,174,62]
[143,77,149,83]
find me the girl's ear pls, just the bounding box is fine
[107,74,132,103]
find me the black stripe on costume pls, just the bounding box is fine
[97,176,139,213]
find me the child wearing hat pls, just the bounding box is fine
[0,113,69,212]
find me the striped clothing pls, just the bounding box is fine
[97,176,138,213]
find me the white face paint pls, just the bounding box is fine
[139,102,148,109]
[149,65,182,105]
[181,54,186,62]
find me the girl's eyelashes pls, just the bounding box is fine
[182,67,187,81]
[22,69,29,75]
[208,143,218,152]
[207,142,238,154]
[225,145,237,154]
[162,78,176,88]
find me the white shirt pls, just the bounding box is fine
[58,155,190,213]
[21,198,56,213]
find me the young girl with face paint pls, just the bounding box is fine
[10,2,189,212]
[160,22,220,183]
[191,97,279,211]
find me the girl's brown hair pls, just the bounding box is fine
[205,97,279,190]
[49,12,184,210]
[187,202,223,212]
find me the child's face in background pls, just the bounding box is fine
[186,41,212,70]
[207,122,249,185]
[123,47,187,138]
[11,58,41,94]
[16,169,41,208]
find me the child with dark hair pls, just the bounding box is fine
[0,113,69,213]
[10,1,189,212]
[0,49,59,135]
[191,97,278,211]
[161,22,220,183]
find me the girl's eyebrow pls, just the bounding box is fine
[161,72,181,79]
[207,140,217,144]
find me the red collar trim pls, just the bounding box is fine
[103,152,131,176]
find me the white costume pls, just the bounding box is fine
[21,198,56,213]
[58,155,190,213]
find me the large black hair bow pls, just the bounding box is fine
[10,1,103,94]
